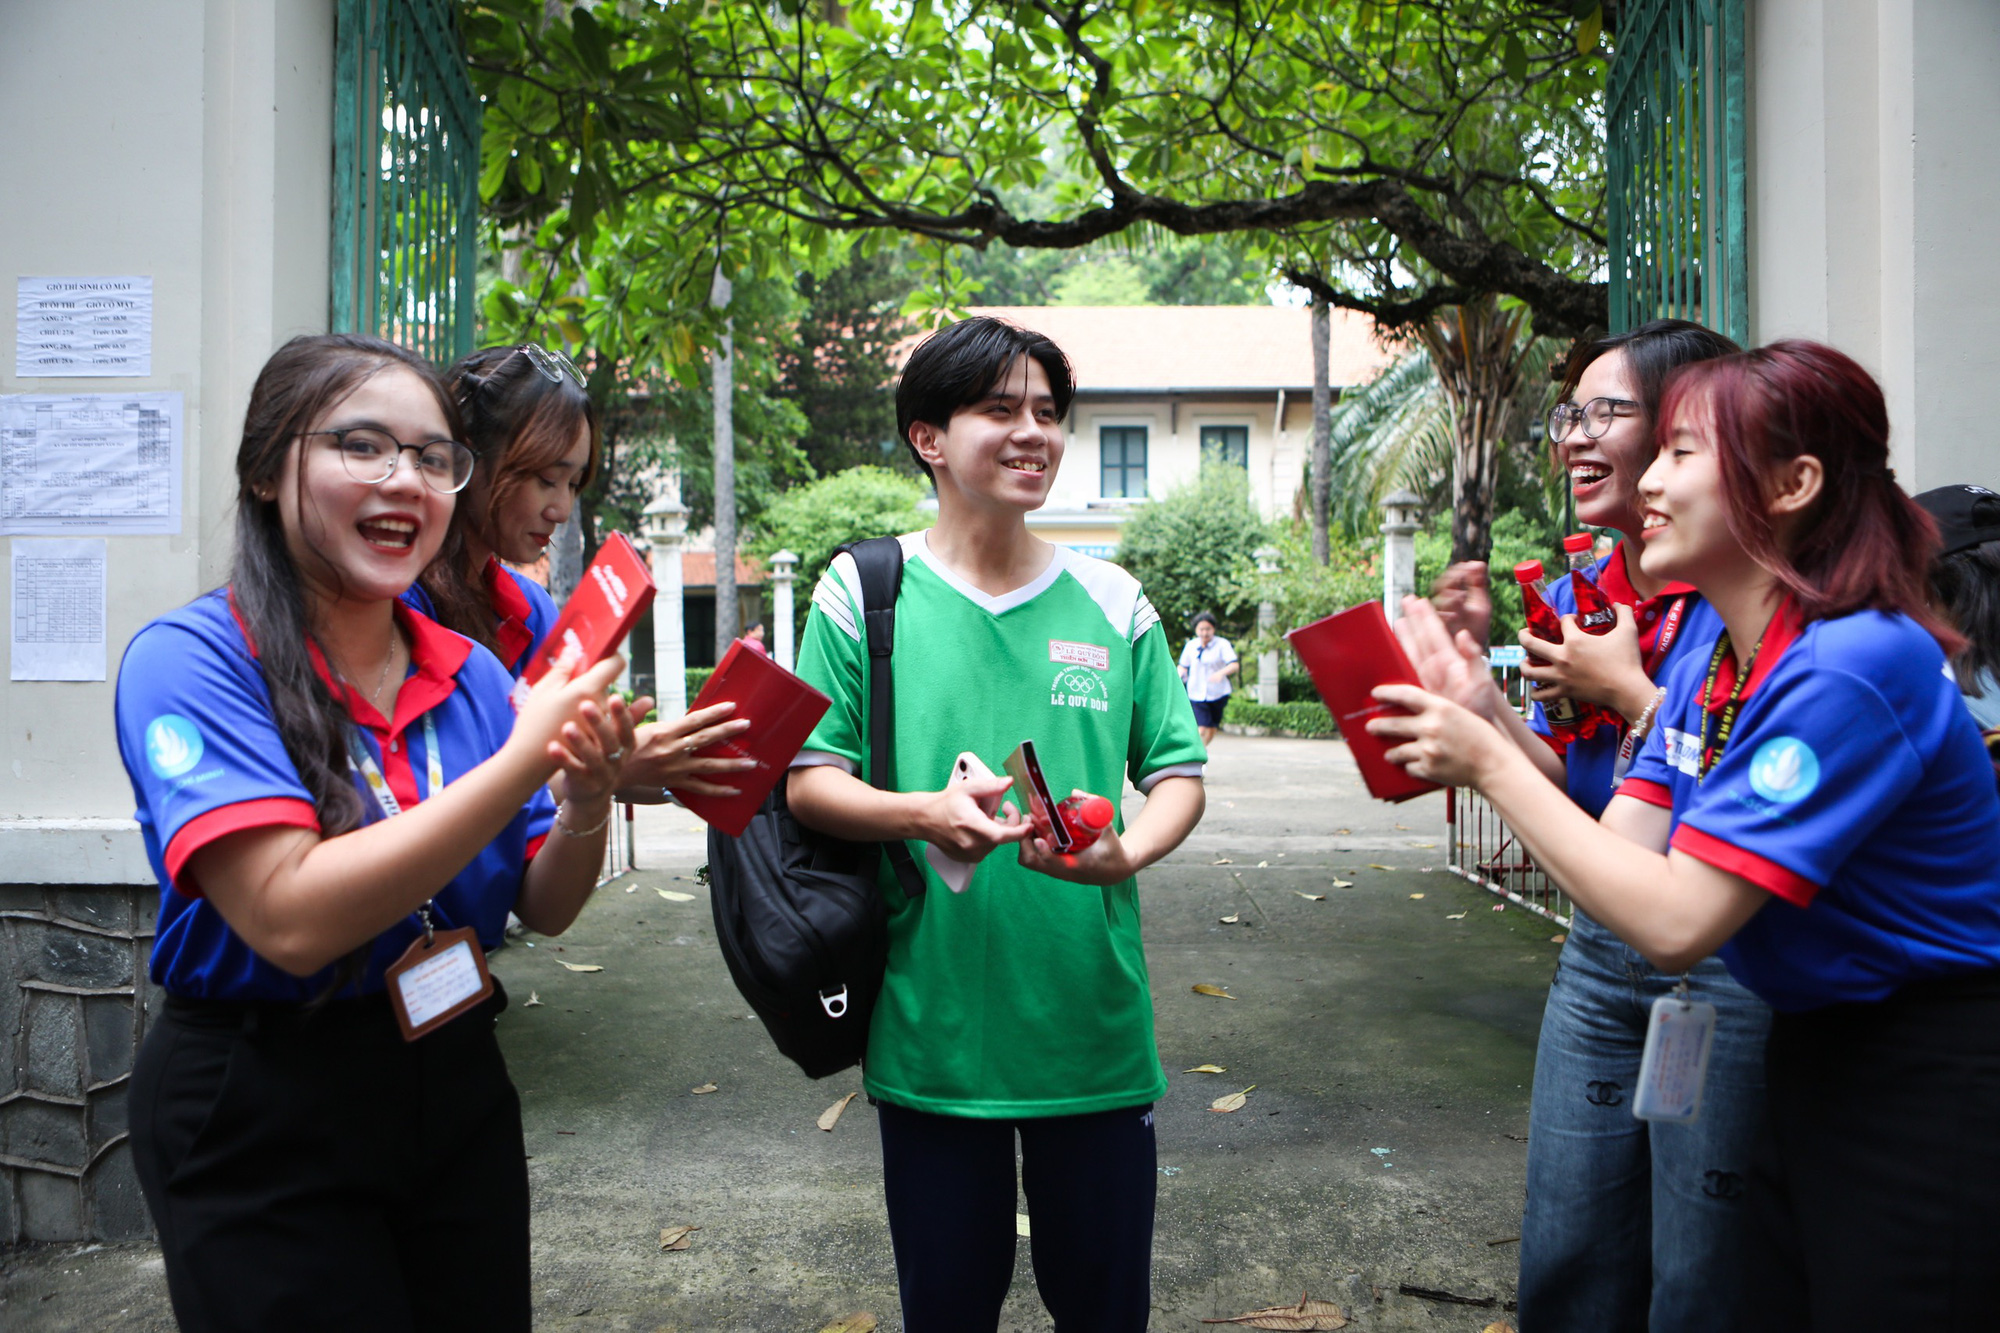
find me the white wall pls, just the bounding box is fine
[1750,0,2000,490]
[1062,397,1297,518]
[0,1,333,879]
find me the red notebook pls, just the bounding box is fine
[673,638,832,836]
[1286,601,1442,803]
[511,532,655,709]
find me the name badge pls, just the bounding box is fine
[1632,994,1717,1122]
[385,926,494,1042]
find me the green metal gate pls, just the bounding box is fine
[1605,0,1747,344]
[330,0,481,362]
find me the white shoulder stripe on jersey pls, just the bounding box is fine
[812,554,861,641]
[1132,595,1161,643]
[1051,547,1158,645]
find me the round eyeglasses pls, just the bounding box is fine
[302,428,477,493]
[503,343,586,388]
[1547,396,1640,443]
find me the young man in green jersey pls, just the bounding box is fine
[788,317,1207,1332]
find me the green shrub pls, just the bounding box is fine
[1222,695,1339,737]
[750,465,932,640]
[686,667,714,700]
[1115,464,1270,640]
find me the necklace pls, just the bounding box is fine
[366,630,402,708]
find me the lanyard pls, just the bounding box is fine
[1642,594,1691,677]
[346,712,446,940]
[1696,627,1768,783]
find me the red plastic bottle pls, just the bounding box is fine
[1515,560,1585,736]
[1565,533,1617,634]
[1055,792,1115,851]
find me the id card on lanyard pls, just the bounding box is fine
[348,714,495,1041]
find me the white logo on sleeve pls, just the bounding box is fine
[145,714,205,779]
[1747,736,1820,804]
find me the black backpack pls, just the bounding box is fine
[706,537,926,1078]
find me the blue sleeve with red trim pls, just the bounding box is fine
[1669,656,1921,906]
[115,606,319,894]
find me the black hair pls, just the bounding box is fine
[423,345,599,653]
[1556,318,1742,423]
[232,334,458,994]
[1931,540,2000,694]
[895,316,1075,480]
[1191,610,1220,630]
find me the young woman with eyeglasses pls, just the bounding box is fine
[1378,340,2000,1329]
[424,344,755,804]
[118,334,635,1329]
[1429,319,1770,1332]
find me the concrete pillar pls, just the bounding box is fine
[1380,489,1422,622]
[644,496,690,719]
[1253,544,1281,706]
[770,550,799,671]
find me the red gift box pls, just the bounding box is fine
[1286,601,1442,804]
[673,638,832,836]
[512,532,656,708]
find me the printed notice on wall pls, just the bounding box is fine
[11,539,107,681]
[0,391,182,534]
[16,277,153,377]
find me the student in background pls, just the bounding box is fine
[1433,319,1766,1333]
[787,317,1206,1333]
[1378,340,2000,1330]
[1178,610,1238,745]
[1914,484,2000,730]
[119,334,632,1330]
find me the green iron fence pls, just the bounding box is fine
[1605,0,1747,344]
[330,0,481,363]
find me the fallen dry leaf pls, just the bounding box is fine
[523,991,543,1007]
[1210,1085,1256,1113]
[1200,1289,1349,1328]
[1482,1324,1517,1333]
[1294,891,1325,901]
[1408,893,1425,900]
[1213,858,1233,865]
[1369,863,1397,870]
[1335,828,1351,835]
[658,1224,700,1251]
[1444,912,1467,920]
[1492,903,1506,912]
[1184,1063,1227,1073]
[656,888,695,902]
[1414,843,1437,849]
[1016,1213,1032,1237]
[1192,984,1238,1000]
[691,1082,718,1095]
[557,961,603,973]
[1550,933,1568,944]
[1329,878,1354,889]
[817,1316,878,1333]
[1219,913,1241,924]
[817,1092,858,1132]
[1256,860,1270,867]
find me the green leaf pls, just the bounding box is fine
[1502,33,1529,83]
[1576,7,1603,55]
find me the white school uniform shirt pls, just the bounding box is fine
[1179,635,1237,701]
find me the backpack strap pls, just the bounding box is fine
[836,536,928,899]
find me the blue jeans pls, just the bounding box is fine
[1517,910,1772,1333]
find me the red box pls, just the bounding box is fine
[673,638,833,836]
[1286,601,1442,804]
[512,532,655,708]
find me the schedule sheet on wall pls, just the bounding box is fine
[10,538,107,681]
[15,276,153,377]
[0,391,182,534]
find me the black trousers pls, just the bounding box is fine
[876,1098,1157,1333]
[130,983,530,1333]
[1742,970,2000,1332]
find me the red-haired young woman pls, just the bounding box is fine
[1375,340,2000,1329]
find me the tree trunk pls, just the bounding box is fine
[711,265,739,657]
[1416,297,1533,565]
[1309,294,1332,566]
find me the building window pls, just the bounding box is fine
[1101,426,1149,498]
[1200,425,1249,468]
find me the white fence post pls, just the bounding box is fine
[643,496,689,718]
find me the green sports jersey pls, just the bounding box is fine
[792,532,1206,1117]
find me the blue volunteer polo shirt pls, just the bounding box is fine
[1617,604,2000,1011]
[115,590,556,1002]
[1528,542,1723,816]
[401,557,559,678]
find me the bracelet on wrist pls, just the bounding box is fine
[555,800,613,839]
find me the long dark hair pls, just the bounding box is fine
[233,333,459,844]
[1659,339,1961,652]
[1933,542,2000,692]
[420,346,599,651]
[1556,318,1742,425]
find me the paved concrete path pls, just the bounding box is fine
[3,737,1562,1332]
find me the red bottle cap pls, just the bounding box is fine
[1514,559,1545,584]
[1074,795,1114,830]
[1563,533,1594,554]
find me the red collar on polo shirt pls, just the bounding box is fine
[484,557,534,670]
[1701,596,1803,714]
[1600,541,1698,662]
[226,587,472,814]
